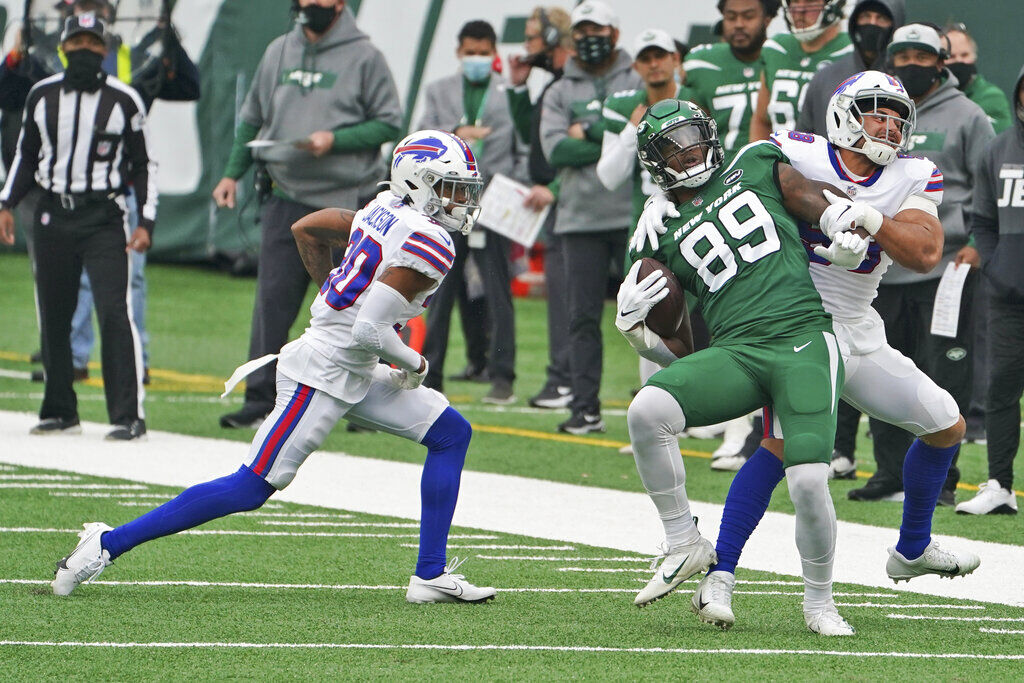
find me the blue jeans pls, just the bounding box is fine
[70,190,148,369]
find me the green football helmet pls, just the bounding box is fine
[636,99,724,190]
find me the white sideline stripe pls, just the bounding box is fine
[399,544,577,551]
[0,474,81,481]
[0,527,496,540]
[259,521,419,528]
[116,502,290,508]
[0,641,1022,659]
[51,493,171,499]
[980,628,1024,635]
[887,615,1024,622]
[558,568,648,573]
[242,512,354,519]
[2,410,1021,607]
[0,484,149,490]
[0,369,32,381]
[837,603,984,609]
[0,464,16,470]
[476,555,647,562]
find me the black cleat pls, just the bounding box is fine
[106,419,147,441]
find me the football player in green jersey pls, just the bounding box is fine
[619,99,870,636]
[750,0,853,139]
[684,0,776,153]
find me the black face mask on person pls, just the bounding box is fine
[852,24,892,61]
[295,3,339,34]
[64,49,105,92]
[947,62,977,90]
[894,64,941,98]
[575,34,613,65]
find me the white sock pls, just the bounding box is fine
[628,386,700,549]
[786,462,836,612]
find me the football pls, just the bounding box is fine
[636,257,686,339]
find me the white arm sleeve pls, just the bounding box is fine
[351,282,423,372]
[596,124,638,191]
[620,323,681,368]
[896,193,939,217]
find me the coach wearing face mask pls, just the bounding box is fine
[847,24,996,505]
[417,20,523,404]
[213,0,402,429]
[539,0,641,435]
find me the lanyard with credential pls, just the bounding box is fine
[458,83,490,158]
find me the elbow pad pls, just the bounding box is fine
[351,281,423,372]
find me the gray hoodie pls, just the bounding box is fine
[971,65,1024,303]
[881,72,995,284]
[240,8,402,208]
[540,50,642,233]
[797,0,905,135]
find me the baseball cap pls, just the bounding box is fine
[61,12,106,43]
[633,29,677,58]
[571,0,618,29]
[887,24,943,56]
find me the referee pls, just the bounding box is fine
[0,13,156,440]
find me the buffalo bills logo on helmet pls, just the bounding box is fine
[393,136,449,168]
[833,73,862,96]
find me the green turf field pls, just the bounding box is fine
[1,252,1022,678]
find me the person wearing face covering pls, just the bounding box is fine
[416,20,524,404]
[214,0,402,429]
[845,24,995,505]
[539,0,641,434]
[0,14,156,441]
[797,0,904,135]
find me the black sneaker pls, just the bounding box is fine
[30,349,42,363]
[481,379,515,405]
[963,419,986,445]
[529,385,573,409]
[829,449,857,480]
[29,417,81,435]
[220,404,271,429]
[106,419,147,441]
[937,489,956,507]
[848,479,903,502]
[30,367,88,383]
[448,365,488,383]
[558,412,605,435]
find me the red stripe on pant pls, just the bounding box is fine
[762,406,774,439]
[252,385,312,476]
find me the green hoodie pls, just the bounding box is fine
[962,73,1013,134]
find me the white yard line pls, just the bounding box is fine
[0,640,1021,659]
[241,512,354,519]
[0,483,149,490]
[399,544,578,551]
[0,474,81,481]
[51,493,171,498]
[980,628,1024,635]
[2,410,1021,607]
[887,615,1024,622]
[476,555,648,562]
[0,527,496,540]
[557,568,649,573]
[837,603,984,609]
[259,521,419,528]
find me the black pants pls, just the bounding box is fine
[563,229,627,415]
[867,276,975,491]
[423,229,515,387]
[985,297,1024,490]
[834,400,862,457]
[243,196,320,410]
[541,215,572,391]
[33,194,142,425]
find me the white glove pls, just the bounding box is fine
[615,260,669,333]
[813,230,871,269]
[387,357,429,391]
[630,193,678,252]
[820,189,884,237]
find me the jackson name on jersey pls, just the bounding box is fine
[276,191,456,403]
[769,130,943,323]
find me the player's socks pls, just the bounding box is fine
[101,466,274,560]
[895,440,959,560]
[415,407,471,580]
[786,462,836,611]
[710,446,784,574]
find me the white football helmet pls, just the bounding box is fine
[826,70,916,166]
[781,0,846,43]
[389,130,483,234]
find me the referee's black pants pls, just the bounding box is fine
[33,195,142,425]
[985,297,1024,490]
[866,275,976,492]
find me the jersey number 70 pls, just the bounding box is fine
[679,190,781,292]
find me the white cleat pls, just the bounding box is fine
[805,604,855,636]
[406,557,496,604]
[691,570,736,630]
[52,522,112,596]
[955,480,1018,515]
[682,424,726,440]
[886,541,981,583]
[710,455,746,472]
[634,537,717,607]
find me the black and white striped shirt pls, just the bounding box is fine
[0,72,157,230]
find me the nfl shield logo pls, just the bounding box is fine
[97,141,112,156]
[80,13,96,28]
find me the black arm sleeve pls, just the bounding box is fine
[0,89,43,207]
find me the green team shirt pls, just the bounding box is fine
[761,32,852,132]
[684,43,763,154]
[603,84,694,227]
[631,140,831,345]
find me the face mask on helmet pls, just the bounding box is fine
[829,89,916,166]
[574,33,613,65]
[433,176,483,234]
[639,119,724,190]
[892,64,940,98]
[946,62,977,90]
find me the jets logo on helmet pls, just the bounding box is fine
[636,99,724,191]
[388,129,483,235]
[826,70,916,166]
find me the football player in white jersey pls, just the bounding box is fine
[634,72,980,634]
[49,131,497,605]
